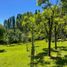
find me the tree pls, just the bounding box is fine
[34,10,44,40]
[42,8,54,56]
[4,20,8,29]
[36,0,62,56]
[11,16,16,32]
[36,0,55,56]
[61,0,67,14]
[52,6,61,49]
[16,14,22,31]
[54,16,64,49]
[0,24,6,44]
[62,15,67,39]
[29,14,36,67]
[8,29,22,43]
[4,20,9,44]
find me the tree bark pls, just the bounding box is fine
[48,18,52,56]
[48,26,52,56]
[55,25,57,49]
[30,26,35,67]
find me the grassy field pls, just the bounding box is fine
[0,40,67,67]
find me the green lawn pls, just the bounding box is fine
[0,40,67,67]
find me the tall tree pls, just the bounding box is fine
[61,0,67,14]
[11,16,16,32]
[36,0,55,56]
[29,15,36,67]
[0,24,5,43]
[42,8,54,56]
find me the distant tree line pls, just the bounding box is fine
[2,11,45,44]
[0,9,67,45]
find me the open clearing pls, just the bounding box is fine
[0,40,67,67]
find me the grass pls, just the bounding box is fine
[0,40,67,67]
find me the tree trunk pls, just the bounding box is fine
[48,26,52,56]
[55,25,57,49]
[26,33,29,52]
[48,18,52,56]
[30,26,35,67]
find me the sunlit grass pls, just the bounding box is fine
[0,40,67,67]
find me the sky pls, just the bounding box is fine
[0,0,56,25]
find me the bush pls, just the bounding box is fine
[9,29,22,43]
[3,29,23,44]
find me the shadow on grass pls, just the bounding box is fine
[55,55,67,67]
[34,48,50,66]
[30,46,67,67]
[50,46,67,67]
[34,48,60,66]
[58,46,67,51]
[0,49,6,53]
